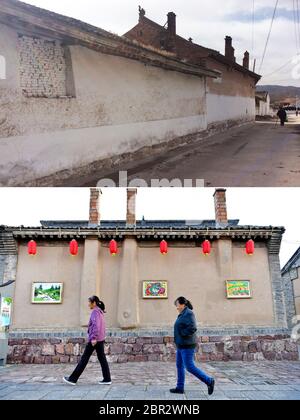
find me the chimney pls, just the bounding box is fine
[243,51,250,70]
[126,188,137,226]
[214,189,228,226]
[89,188,101,226]
[167,12,176,37]
[225,36,235,62]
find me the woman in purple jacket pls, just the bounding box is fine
[63,296,111,386]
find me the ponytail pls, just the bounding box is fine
[89,296,106,313]
[175,296,193,310]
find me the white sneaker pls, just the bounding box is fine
[98,380,112,385]
[63,376,76,386]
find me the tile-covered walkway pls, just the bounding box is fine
[0,361,300,400]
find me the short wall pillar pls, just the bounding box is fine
[117,238,139,329]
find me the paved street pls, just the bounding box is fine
[0,361,300,400]
[75,117,300,187]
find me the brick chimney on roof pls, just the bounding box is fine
[214,189,228,227]
[225,36,235,62]
[166,12,177,52]
[126,188,137,226]
[167,12,176,37]
[243,51,250,70]
[89,188,101,226]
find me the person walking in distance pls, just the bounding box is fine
[277,106,287,126]
[63,296,111,386]
[170,297,215,396]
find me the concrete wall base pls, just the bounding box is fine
[7,334,299,364]
[17,120,254,187]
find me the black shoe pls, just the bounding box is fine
[63,376,76,386]
[98,380,112,385]
[208,378,215,396]
[170,388,184,394]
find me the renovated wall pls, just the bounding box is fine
[0,24,207,186]
[11,239,276,331]
[12,243,84,329]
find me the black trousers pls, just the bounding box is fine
[69,341,111,383]
[280,119,285,126]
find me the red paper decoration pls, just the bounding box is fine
[69,239,79,256]
[160,240,168,255]
[109,240,118,256]
[202,240,211,256]
[28,240,37,256]
[246,239,255,256]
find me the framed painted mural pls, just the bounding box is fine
[32,283,63,304]
[226,280,251,299]
[143,281,168,299]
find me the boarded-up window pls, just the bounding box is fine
[19,35,75,98]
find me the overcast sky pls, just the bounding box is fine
[23,0,299,87]
[0,188,299,267]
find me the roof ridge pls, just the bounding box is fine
[0,0,218,79]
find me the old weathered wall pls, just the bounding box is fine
[206,59,256,125]
[0,24,207,185]
[125,19,257,127]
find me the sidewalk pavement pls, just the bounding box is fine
[0,361,300,400]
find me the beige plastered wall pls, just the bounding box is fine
[12,240,275,330]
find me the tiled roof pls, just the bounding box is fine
[125,15,261,81]
[282,247,300,275]
[40,219,240,230]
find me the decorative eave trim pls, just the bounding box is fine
[9,226,284,251]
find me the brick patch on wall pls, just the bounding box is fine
[19,36,67,98]
[7,335,299,364]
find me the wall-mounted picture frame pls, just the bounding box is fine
[143,281,168,299]
[226,280,251,299]
[32,283,63,304]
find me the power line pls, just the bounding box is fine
[297,0,300,45]
[294,0,300,53]
[258,0,279,73]
[251,0,255,58]
[262,58,294,79]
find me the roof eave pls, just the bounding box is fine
[0,0,217,79]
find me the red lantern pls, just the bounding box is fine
[28,240,37,256]
[246,239,255,256]
[109,240,118,256]
[202,240,211,256]
[160,240,168,255]
[69,239,79,256]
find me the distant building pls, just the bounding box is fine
[282,247,300,326]
[125,9,261,128]
[1,189,298,364]
[255,91,271,117]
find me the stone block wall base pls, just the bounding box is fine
[7,334,299,364]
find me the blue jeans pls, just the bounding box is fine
[176,348,212,391]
